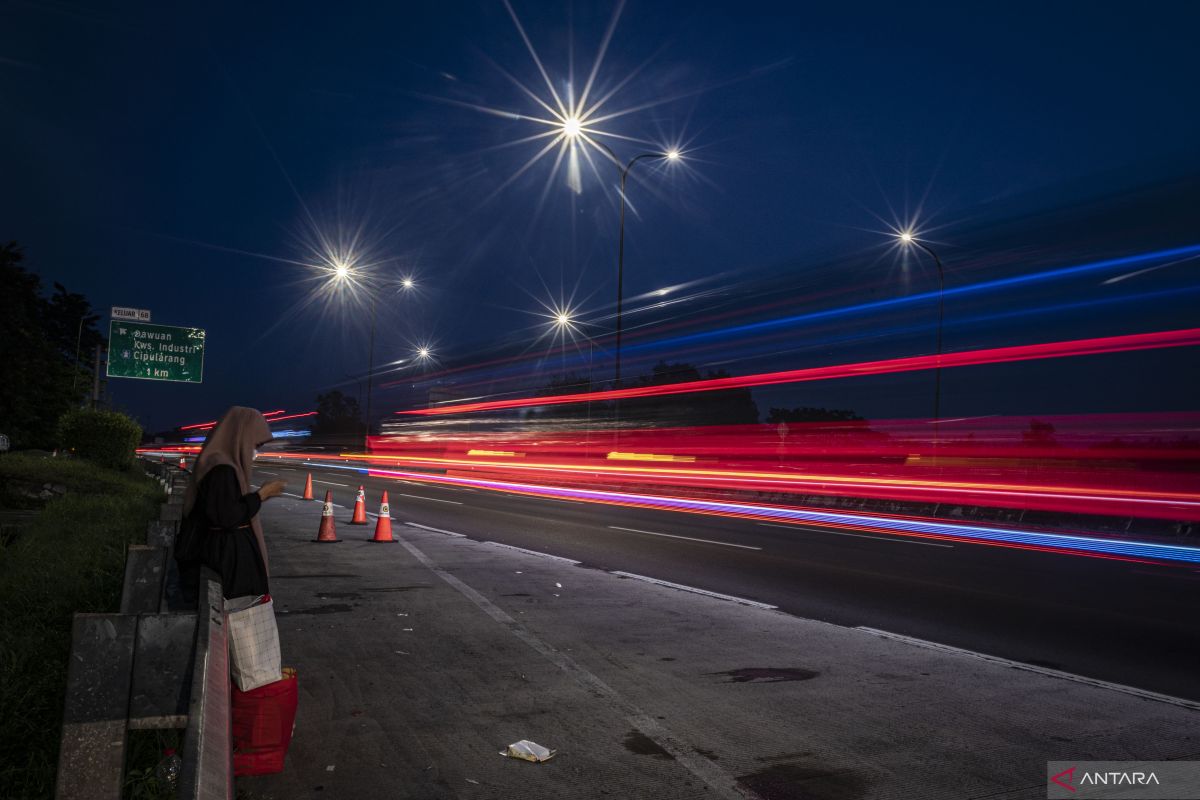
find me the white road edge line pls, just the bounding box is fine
[281,492,309,500]
[856,627,1200,711]
[405,522,466,538]
[485,541,581,565]
[258,470,278,475]
[609,526,762,551]
[398,493,463,505]
[758,522,954,548]
[611,571,777,610]
[313,480,351,487]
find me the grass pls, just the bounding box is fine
[0,453,163,799]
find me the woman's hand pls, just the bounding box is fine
[257,479,287,501]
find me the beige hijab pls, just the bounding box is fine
[183,406,274,574]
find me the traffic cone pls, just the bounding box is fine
[349,485,367,525]
[302,473,314,501]
[179,457,187,470]
[315,491,339,543]
[371,492,395,543]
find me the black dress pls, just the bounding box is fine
[182,465,269,601]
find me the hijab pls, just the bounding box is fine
[183,406,274,574]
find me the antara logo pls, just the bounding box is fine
[1081,771,1160,786]
[1051,766,1076,792]
[1051,765,1162,791]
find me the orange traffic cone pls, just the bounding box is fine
[302,473,314,500]
[371,492,395,543]
[315,491,340,543]
[349,485,367,525]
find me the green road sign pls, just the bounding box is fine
[107,320,206,383]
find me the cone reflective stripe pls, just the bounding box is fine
[349,485,367,525]
[179,457,187,470]
[302,473,314,501]
[371,491,394,543]
[316,490,339,542]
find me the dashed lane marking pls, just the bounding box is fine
[610,571,778,610]
[757,522,953,547]
[398,493,462,505]
[609,525,762,551]
[484,541,581,565]
[404,522,467,538]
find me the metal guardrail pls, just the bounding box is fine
[54,459,232,800]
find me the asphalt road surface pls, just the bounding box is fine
[255,457,1200,702]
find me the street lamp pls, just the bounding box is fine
[896,230,947,440]
[326,265,419,451]
[592,142,681,388]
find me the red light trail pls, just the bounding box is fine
[399,327,1200,416]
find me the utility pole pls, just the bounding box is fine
[91,344,103,409]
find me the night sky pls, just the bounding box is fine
[4,1,1198,432]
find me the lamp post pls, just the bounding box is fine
[559,120,681,388]
[583,135,679,388]
[898,231,947,442]
[329,265,416,452]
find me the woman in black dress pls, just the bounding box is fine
[180,407,286,600]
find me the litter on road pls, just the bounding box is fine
[501,740,557,763]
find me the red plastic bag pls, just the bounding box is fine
[232,666,298,776]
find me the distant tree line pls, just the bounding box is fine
[0,243,106,449]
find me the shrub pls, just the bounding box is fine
[57,409,142,470]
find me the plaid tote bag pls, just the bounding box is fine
[226,594,282,691]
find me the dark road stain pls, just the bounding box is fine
[659,657,676,662]
[624,730,674,760]
[757,751,814,763]
[501,593,532,597]
[316,592,362,600]
[363,585,432,593]
[695,747,719,761]
[737,763,867,800]
[288,604,355,615]
[713,668,819,683]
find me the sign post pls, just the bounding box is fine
[107,321,206,383]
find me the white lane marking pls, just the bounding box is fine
[757,522,953,548]
[398,493,462,505]
[410,522,470,542]
[485,541,581,565]
[258,470,279,475]
[282,492,309,500]
[393,540,748,800]
[314,480,351,487]
[610,571,777,610]
[608,525,762,551]
[856,627,1200,711]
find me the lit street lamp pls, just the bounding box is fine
[897,231,947,438]
[583,135,680,388]
[329,265,417,450]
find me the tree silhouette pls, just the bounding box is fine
[314,390,364,435]
[0,243,104,448]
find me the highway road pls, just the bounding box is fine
[255,457,1200,702]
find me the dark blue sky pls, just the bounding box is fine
[3,1,1198,431]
